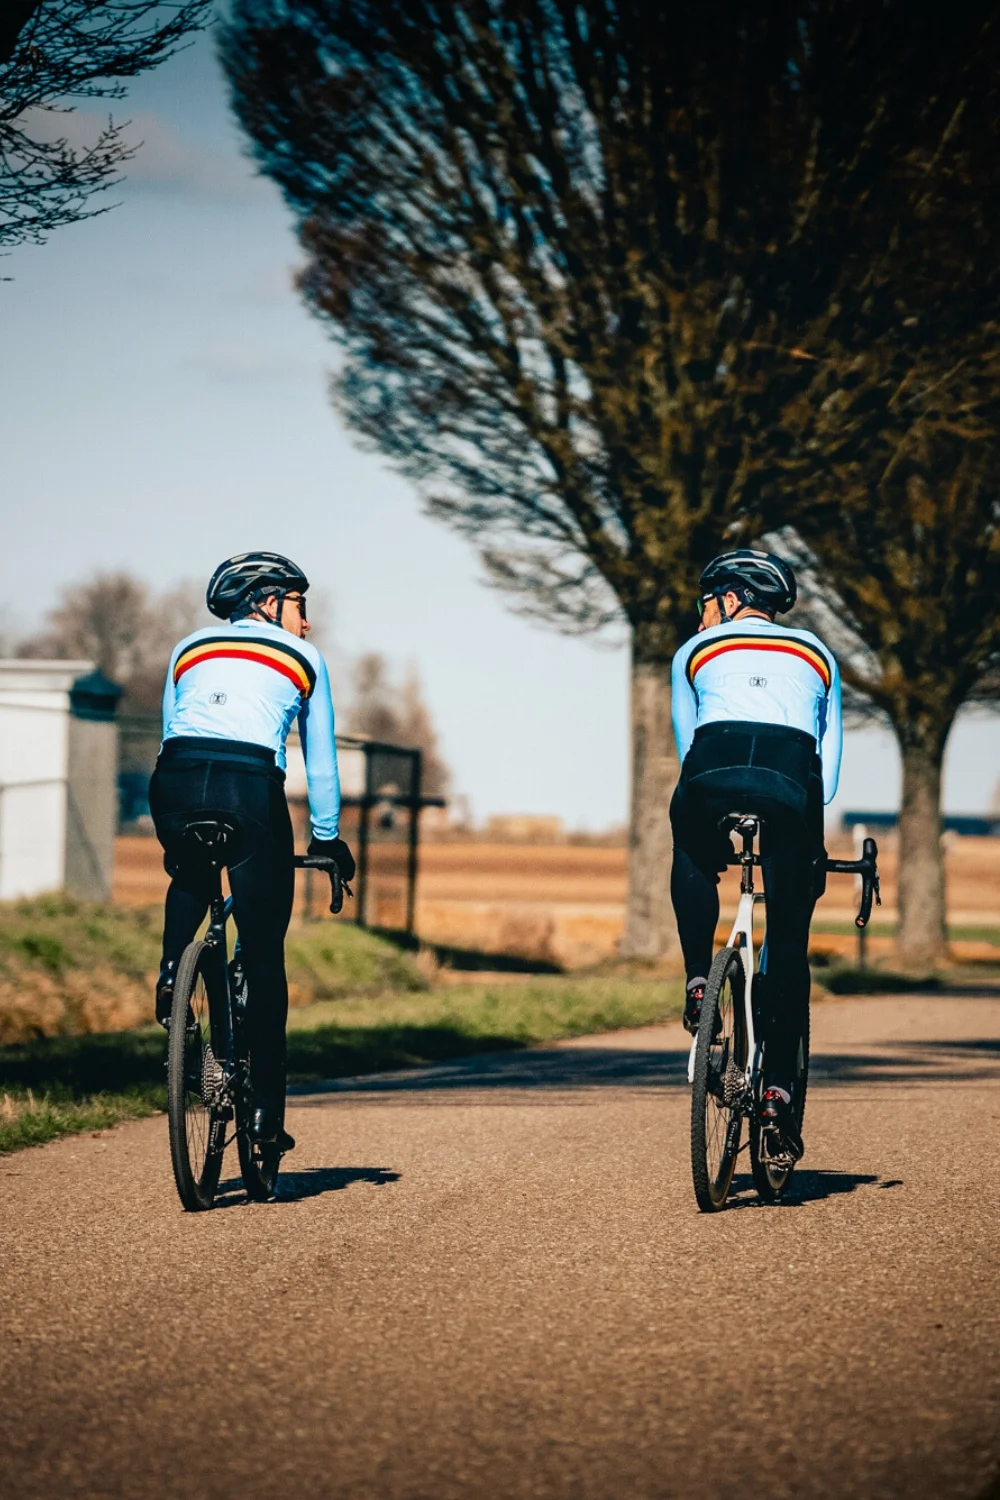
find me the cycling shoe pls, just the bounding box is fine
[683,979,707,1036]
[249,1107,295,1156]
[155,960,177,1029]
[759,1086,804,1165]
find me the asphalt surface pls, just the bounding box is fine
[2,994,999,1500]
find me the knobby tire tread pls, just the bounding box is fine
[167,940,224,1212]
[690,947,746,1213]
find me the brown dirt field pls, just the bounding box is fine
[113,833,1000,968]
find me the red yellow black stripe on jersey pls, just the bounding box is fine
[173,636,316,698]
[686,634,833,692]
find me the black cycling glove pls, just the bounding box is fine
[308,836,356,883]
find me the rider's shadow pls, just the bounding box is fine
[729,1170,903,1207]
[215,1166,400,1206]
[277,1166,401,1201]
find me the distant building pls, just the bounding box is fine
[485,814,565,843]
[842,810,1000,837]
[0,660,121,900]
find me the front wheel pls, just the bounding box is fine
[167,941,227,1212]
[690,947,749,1213]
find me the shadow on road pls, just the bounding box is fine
[726,1169,905,1209]
[213,1166,400,1206]
[292,1033,1000,1105]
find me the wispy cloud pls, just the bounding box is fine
[184,342,322,383]
[239,262,303,307]
[21,107,261,202]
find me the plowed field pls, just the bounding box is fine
[113,834,1000,968]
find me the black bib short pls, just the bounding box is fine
[669,720,826,1087]
[149,737,295,1117]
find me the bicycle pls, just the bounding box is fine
[165,820,349,1212]
[689,816,880,1213]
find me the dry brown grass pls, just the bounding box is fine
[0,961,153,1045]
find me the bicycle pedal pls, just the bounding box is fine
[759,1125,800,1171]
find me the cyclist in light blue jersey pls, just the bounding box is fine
[670,550,843,1164]
[149,552,355,1152]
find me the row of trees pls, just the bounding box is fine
[221,0,1000,963]
[18,572,450,793]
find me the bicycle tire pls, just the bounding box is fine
[231,987,280,1203]
[690,947,748,1213]
[167,941,226,1212]
[237,1124,279,1203]
[750,1008,810,1203]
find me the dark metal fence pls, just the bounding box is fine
[117,719,443,935]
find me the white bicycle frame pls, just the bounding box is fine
[687,816,767,1088]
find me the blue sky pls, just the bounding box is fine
[1,25,995,827]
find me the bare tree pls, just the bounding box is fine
[221,0,1000,955]
[755,362,1000,964]
[0,0,208,249]
[349,652,450,795]
[18,571,205,714]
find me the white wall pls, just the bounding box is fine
[0,660,91,899]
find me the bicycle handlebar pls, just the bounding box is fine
[825,837,881,929]
[725,829,881,930]
[293,854,354,915]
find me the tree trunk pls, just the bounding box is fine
[896,735,948,967]
[621,627,681,960]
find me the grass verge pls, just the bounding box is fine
[0,1085,165,1154]
[0,976,683,1155]
[0,896,425,1044]
[284,976,684,1082]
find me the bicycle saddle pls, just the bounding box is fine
[181,818,237,851]
[719,812,763,836]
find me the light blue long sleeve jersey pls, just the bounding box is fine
[671,616,843,805]
[161,618,341,840]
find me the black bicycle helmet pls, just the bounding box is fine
[206,551,309,620]
[698,549,797,616]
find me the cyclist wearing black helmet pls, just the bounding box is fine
[148,552,355,1153]
[670,549,842,1164]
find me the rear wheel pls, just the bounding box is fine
[167,941,227,1212]
[751,1008,810,1203]
[690,947,749,1213]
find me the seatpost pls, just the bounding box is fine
[740,820,755,895]
[199,840,226,939]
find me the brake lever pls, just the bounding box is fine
[854,838,882,929]
[329,877,353,916]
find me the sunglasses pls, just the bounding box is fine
[283,593,308,620]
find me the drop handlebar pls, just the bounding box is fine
[293,854,353,915]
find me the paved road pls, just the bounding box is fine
[2,995,999,1500]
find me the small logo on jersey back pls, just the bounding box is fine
[749,676,767,688]
[209,691,227,705]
